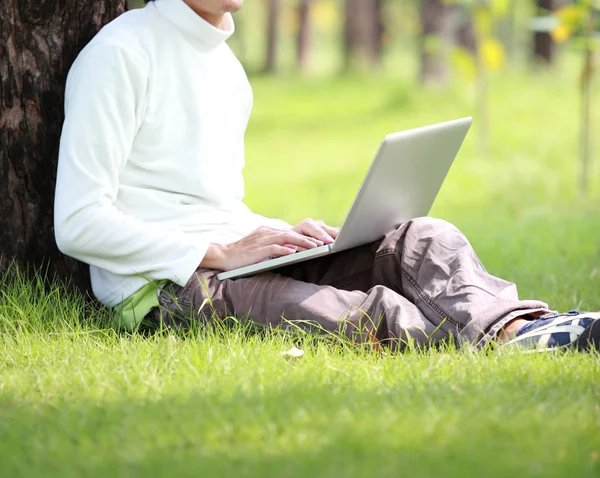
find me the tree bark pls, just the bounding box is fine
[533,0,555,64]
[454,6,477,55]
[343,0,382,70]
[420,0,451,85]
[264,0,280,73]
[297,0,312,72]
[0,0,126,293]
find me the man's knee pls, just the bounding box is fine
[377,217,468,258]
[382,217,461,247]
[406,216,458,235]
[405,216,467,244]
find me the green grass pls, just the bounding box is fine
[1,66,600,477]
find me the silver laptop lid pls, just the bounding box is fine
[331,117,472,252]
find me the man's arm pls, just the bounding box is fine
[55,40,325,280]
[54,40,206,287]
[253,214,292,230]
[199,219,339,271]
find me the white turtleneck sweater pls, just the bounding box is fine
[55,0,289,314]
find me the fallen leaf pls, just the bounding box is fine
[367,331,382,353]
[281,346,304,358]
[450,384,465,395]
[438,353,455,363]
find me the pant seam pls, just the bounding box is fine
[400,267,464,330]
[158,288,196,319]
[376,248,463,330]
[330,269,372,289]
[375,249,396,259]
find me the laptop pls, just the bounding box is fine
[217,117,472,281]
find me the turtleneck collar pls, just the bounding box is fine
[152,0,235,50]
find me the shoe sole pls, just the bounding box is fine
[574,320,600,352]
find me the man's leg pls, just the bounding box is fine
[278,217,552,347]
[146,217,599,350]
[368,217,551,347]
[147,217,551,347]
[147,267,435,346]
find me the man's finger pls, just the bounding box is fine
[322,225,339,239]
[264,244,298,258]
[278,231,322,249]
[284,244,309,252]
[301,221,335,244]
[315,220,339,239]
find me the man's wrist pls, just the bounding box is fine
[200,243,228,270]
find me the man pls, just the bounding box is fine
[54,0,599,351]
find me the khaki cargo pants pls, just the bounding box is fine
[146,218,550,348]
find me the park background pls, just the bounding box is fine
[127,0,600,310]
[2,0,600,477]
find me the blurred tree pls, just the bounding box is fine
[447,0,508,152]
[127,0,145,8]
[420,0,452,84]
[0,0,126,291]
[265,0,281,73]
[297,0,313,72]
[454,4,478,54]
[534,0,556,64]
[344,0,383,69]
[503,0,518,59]
[552,0,599,194]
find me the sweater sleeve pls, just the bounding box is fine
[253,214,293,230]
[54,40,206,287]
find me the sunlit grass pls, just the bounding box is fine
[1,270,599,477]
[1,68,599,477]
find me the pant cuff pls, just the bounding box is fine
[476,307,553,348]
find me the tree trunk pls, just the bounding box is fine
[578,13,595,195]
[264,0,280,73]
[420,0,451,85]
[533,0,555,64]
[503,0,518,61]
[454,6,477,55]
[375,0,384,61]
[297,0,312,72]
[343,0,382,70]
[0,0,126,293]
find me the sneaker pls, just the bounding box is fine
[503,310,600,352]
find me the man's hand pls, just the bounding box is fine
[291,219,338,250]
[201,226,325,272]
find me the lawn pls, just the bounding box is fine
[1,66,599,477]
